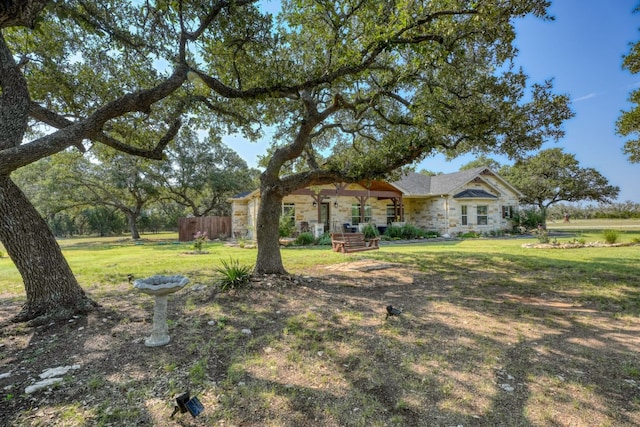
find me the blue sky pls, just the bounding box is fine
[225,1,640,202]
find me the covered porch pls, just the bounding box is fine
[289,181,404,235]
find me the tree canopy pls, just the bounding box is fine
[149,128,260,217]
[0,0,258,322]
[0,0,575,321]
[500,148,620,224]
[460,155,503,171]
[617,3,640,163]
[186,0,574,273]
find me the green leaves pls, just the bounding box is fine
[502,148,620,210]
[617,8,640,163]
[214,258,253,292]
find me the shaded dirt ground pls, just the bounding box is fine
[1,259,640,426]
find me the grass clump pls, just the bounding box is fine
[603,229,620,244]
[214,258,253,291]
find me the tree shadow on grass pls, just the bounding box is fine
[1,251,640,426]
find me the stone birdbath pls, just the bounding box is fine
[133,275,189,347]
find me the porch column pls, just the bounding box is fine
[355,195,369,223]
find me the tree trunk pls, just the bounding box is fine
[254,187,287,275]
[0,175,96,323]
[539,205,548,229]
[128,213,140,239]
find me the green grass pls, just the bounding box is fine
[2,226,640,426]
[2,229,640,296]
[0,232,348,294]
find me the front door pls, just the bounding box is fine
[321,203,330,233]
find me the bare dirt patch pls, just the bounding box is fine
[1,259,639,426]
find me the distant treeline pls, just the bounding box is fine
[46,207,178,238]
[547,202,640,220]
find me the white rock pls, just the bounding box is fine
[241,329,252,335]
[39,365,80,379]
[500,383,514,392]
[0,372,11,379]
[25,378,63,394]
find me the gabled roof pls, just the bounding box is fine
[453,189,498,199]
[390,166,522,198]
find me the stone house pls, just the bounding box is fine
[229,166,522,238]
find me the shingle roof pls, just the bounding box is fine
[390,172,432,195]
[391,166,493,196]
[230,190,254,199]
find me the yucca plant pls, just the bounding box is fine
[214,258,253,291]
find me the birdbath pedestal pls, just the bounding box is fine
[133,275,189,347]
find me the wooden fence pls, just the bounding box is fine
[178,216,232,242]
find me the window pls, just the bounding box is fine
[282,203,295,225]
[477,205,488,225]
[351,204,371,225]
[386,205,396,225]
[502,205,514,219]
[461,205,468,225]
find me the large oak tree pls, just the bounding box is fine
[0,0,256,323]
[149,128,260,217]
[188,0,573,274]
[2,0,574,322]
[501,148,620,225]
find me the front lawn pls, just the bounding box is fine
[1,232,639,426]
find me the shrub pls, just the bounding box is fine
[459,231,480,239]
[316,233,332,246]
[384,224,431,239]
[512,208,545,231]
[400,224,422,239]
[385,226,403,239]
[536,229,550,244]
[279,216,295,238]
[603,229,620,244]
[193,231,208,252]
[295,232,315,245]
[214,258,253,291]
[361,223,379,239]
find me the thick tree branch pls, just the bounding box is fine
[190,9,475,101]
[0,64,188,174]
[0,32,30,150]
[0,0,49,29]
